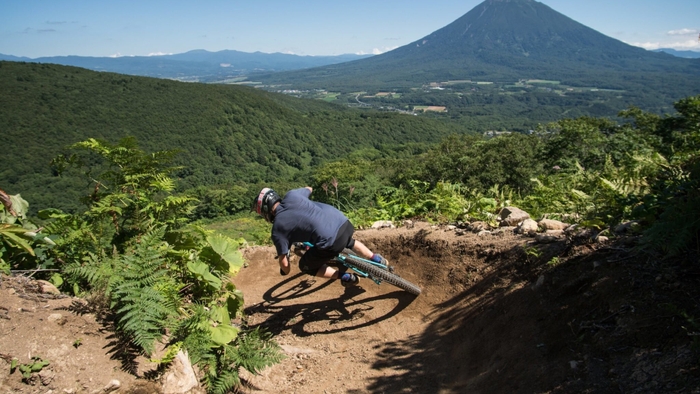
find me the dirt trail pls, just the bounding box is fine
[234,222,565,393]
[2,222,699,393]
[235,222,700,394]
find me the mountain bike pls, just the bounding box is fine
[293,242,421,296]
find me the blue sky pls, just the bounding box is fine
[1,0,699,58]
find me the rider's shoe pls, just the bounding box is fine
[340,273,360,287]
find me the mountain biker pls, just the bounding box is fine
[253,186,388,287]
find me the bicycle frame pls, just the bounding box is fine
[335,253,389,285]
[297,242,390,285]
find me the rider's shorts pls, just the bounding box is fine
[298,220,356,275]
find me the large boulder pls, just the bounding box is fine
[538,219,570,231]
[516,219,539,236]
[498,207,531,227]
[161,350,200,394]
[371,220,395,229]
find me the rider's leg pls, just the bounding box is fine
[351,240,388,265]
[316,264,359,287]
[304,250,348,279]
[316,264,339,279]
[350,240,373,259]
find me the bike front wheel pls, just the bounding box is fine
[342,254,421,296]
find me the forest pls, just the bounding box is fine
[0,61,464,213]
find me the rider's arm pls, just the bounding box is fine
[278,253,290,276]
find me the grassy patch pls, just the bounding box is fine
[204,215,271,246]
[525,79,561,84]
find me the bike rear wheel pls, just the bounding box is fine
[342,253,421,296]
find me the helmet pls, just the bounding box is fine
[253,188,282,222]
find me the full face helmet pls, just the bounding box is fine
[253,188,282,222]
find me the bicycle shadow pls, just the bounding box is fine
[245,273,417,337]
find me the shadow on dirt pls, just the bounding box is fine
[104,331,143,375]
[246,273,417,337]
[366,265,564,393]
[364,235,700,393]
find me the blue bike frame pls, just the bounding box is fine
[299,242,390,285]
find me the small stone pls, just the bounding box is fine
[39,368,55,386]
[533,275,545,289]
[36,280,60,295]
[48,313,67,325]
[102,380,120,393]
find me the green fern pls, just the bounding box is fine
[38,138,284,393]
[231,328,284,375]
[109,226,180,355]
[64,251,118,294]
[207,369,241,394]
[201,329,283,394]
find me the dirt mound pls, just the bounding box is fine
[2,222,699,393]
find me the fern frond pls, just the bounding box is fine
[232,328,284,375]
[208,369,240,394]
[64,251,118,292]
[149,173,176,192]
[108,226,180,355]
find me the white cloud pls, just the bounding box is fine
[667,28,698,36]
[355,46,398,55]
[627,28,700,51]
[108,52,171,58]
[631,39,700,51]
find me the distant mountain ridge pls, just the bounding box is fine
[654,48,700,59]
[0,50,372,81]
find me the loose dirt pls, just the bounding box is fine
[2,222,699,393]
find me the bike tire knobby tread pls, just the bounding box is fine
[341,253,421,296]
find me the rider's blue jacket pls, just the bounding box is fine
[271,188,348,258]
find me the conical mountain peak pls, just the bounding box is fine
[260,0,697,97]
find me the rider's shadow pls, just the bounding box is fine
[246,273,416,337]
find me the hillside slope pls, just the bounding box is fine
[0,61,462,212]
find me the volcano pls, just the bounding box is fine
[257,0,700,93]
